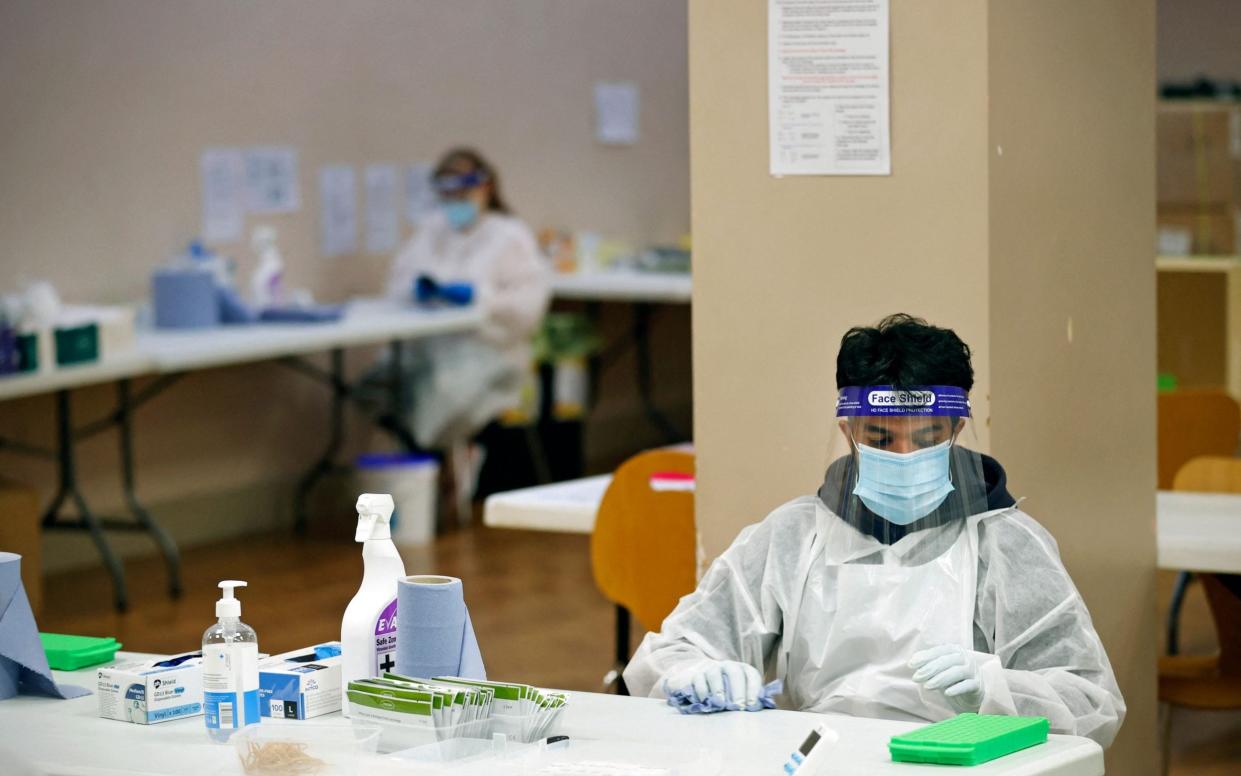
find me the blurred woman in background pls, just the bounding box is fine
[384,148,550,514]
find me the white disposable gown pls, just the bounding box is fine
[384,210,550,447]
[623,496,1126,748]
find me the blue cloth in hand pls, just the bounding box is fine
[666,676,782,714]
[0,553,90,701]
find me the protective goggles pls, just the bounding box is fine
[432,170,490,194]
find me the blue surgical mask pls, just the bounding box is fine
[442,200,479,231]
[852,440,954,525]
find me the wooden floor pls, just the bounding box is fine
[40,521,633,693]
[39,525,1241,774]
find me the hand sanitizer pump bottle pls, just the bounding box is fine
[202,580,260,742]
[340,494,406,716]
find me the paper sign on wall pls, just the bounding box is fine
[406,162,438,223]
[768,0,891,176]
[594,82,640,145]
[319,165,357,258]
[200,148,245,242]
[365,164,401,254]
[245,146,301,212]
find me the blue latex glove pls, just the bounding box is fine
[663,659,781,714]
[436,282,474,306]
[909,644,985,713]
[414,275,473,306]
[414,275,440,304]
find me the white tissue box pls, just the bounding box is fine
[258,643,343,720]
[96,652,203,724]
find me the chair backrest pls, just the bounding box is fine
[1201,574,1241,677]
[1158,390,1241,489]
[590,450,696,632]
[1172,455,1241,493]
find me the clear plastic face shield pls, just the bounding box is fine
[821,385,989,550]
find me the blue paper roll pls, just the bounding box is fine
[395,575,486,680]
[151,268,219,329]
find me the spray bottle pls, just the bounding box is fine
[202,581,259,742]
[340,494,406,715]
[249,225,284,308]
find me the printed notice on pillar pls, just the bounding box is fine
[768,0,890,176]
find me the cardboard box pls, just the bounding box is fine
[1157,104,1241,207]
[97,653,203,724]
[258,642,343,720]
[1157,206,1239,255]
[0,479,42,616]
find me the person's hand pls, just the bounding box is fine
[909,644,985,713]
[414,275,440,303]
[665,659,763,711]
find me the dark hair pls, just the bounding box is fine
[835,313,974,391]
[433,147,510,214]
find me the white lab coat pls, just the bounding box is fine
[384,211,550,447]
[623,496,1126,748]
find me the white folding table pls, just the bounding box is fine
[0,654,1104,775]
[0,300,483,610]
[1156,490,1241,574]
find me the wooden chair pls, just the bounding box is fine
[591,449,696,694]
[1159,393,1241,655]
[1158,390,1240,490]
[1158,572,1241,775]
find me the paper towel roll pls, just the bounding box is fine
[395,575,485,680]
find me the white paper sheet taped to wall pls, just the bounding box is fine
[244,146,301,212]
[595,81,640,145]
[768,0,891,176]
[365,164,401,254]
[200,148,245,243]
[319,165,358,258]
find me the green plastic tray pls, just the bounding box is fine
[889,714,1049,766]
[40,633,121,671]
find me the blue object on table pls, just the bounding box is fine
[152,267,219,329]
[415,275,439,304]
[395,576,486,680]
[218,287,257,324]
[666,677,782,714]
[258,305,344,323]
[313,644,342,660]
[0,553,90,701]
[414,275,473,307]
[0,328,18,375]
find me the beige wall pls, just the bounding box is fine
[691,0,1156,771]
[987,4,1158,773]
[0,0,690,569]
[1158,0,1241,81]
[689,0,992,532]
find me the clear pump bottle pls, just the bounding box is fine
[202,580,260,742]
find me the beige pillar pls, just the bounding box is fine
[690,1,1156,771]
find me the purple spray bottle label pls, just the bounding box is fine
[374,597,398,675]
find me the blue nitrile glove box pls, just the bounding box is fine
[258,642,343,720]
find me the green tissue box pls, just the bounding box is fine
[54,323,99,366]
[40,633,122,671]
[889,713,1049,766]
[16,332,38,372]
